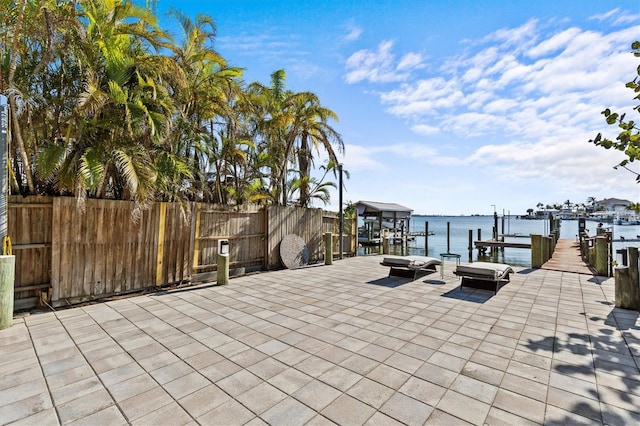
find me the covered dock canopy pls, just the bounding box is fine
[355,201,413,238]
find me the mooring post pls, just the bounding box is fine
[541,236,549,264]
[382,229,390,255]
[425,221,429,254]
[615,267,634,309]
[628,247,639,307]
[468,229,473,262]
[595,236,608,276]
[531,234,542,268]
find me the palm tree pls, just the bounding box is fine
[247,70,343,206]
[245,69,291,205]
[283,91,344,207]
[163,8,243,204]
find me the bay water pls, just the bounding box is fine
[360,215,640,267]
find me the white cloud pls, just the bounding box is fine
[411,124,440,135]
[341,21,362,42]
[344,41,425,84]
[527,27,582,58]
[590,8,640,25]
[397,52,426,71]
[340,144,386,171]
[590,8,621,22]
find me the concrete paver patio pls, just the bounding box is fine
[1,255,639,425]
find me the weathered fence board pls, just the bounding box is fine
[192,204,265,277]
[8,196,53,310]
[267,206,324,268]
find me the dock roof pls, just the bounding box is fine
[355,200,413,219]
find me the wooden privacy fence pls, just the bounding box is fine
[9,196,355,310]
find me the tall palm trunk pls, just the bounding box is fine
[298,133,311,206]
[7,0,35,193]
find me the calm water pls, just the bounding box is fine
[360,215,640,267]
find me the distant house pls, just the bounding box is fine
[594,198,632,214]
[534,208,559,218]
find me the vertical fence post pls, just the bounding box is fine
[0,97,15,326]
[155,202,167,285]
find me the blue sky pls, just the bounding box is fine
[156,0,640,215]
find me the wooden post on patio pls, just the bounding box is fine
[595,236,608,276]
[0,255,15,329]
[325,232,333,265]
[627,247,639,307]
[382,229,390,255]
[531,234,543,268]
[615,248,639,309]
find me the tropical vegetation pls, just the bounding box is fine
[590,40,640,183]
[0,0,345,215]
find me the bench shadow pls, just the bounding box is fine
[367,269,439,288]
[366,277,411,288]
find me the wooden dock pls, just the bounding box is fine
[541,238,595,275]
[474,240,531,249]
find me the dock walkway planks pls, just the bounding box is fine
[541,238,595,275]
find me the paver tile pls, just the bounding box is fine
[108,373,158,402]
[216,368,264,397]
[364,411,405,425]
[322,393,377,426]
[493,388,547,424]
[346,377,394,409]
[366,363,411,390]
[317,365,361,392]
[237,382,288,415]
[293,379,342,411]
[66,406,127,426]
[56,388,114,425]
[163,371,210,399]
[131,401,192,426]
[461,361,504,386]
[449,374,498,404]
[437,389,490,425]
[379,392,433,426]
[119,386,174,421]
[0,378,49,406]
[0,392,53,425]
[399,375,446,407]
[9,407,60,426]
[178,384,231,418]
[50,376,104,406]
[260,397,315,425]
[500,372,548,402]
